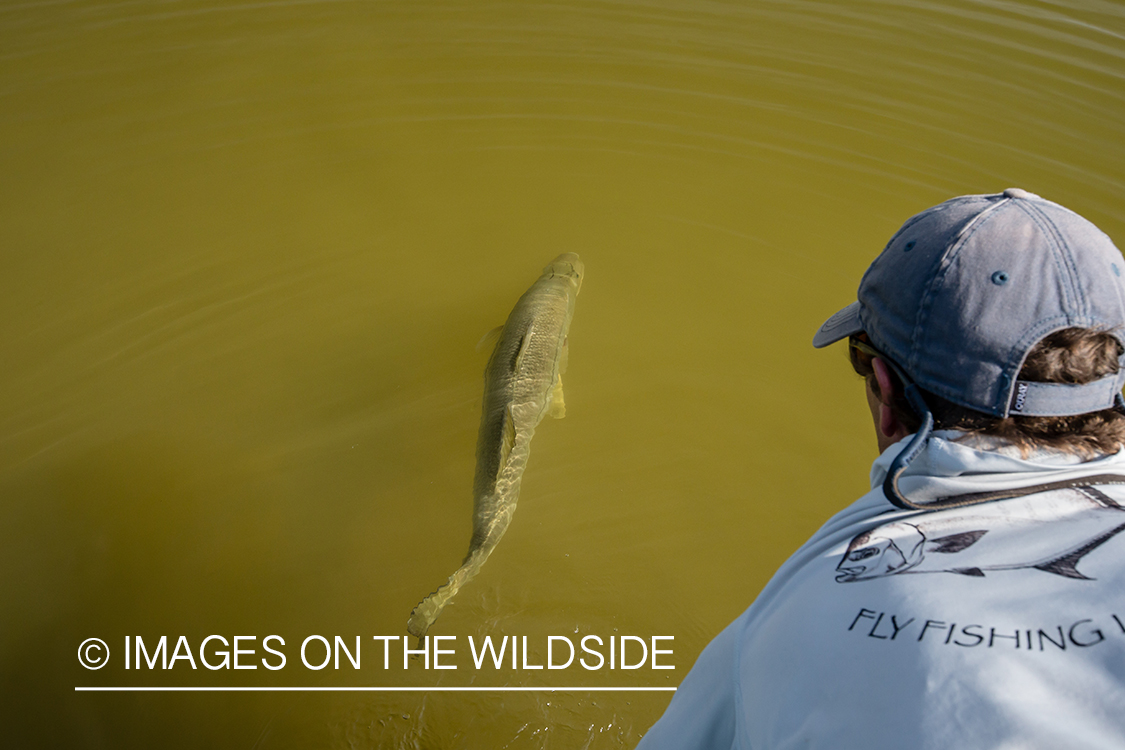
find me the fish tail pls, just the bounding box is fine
[405,555,488,638]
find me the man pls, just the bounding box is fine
[637,189,1125,749]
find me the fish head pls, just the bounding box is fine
[835,522,926,582]
[543,253,584,294]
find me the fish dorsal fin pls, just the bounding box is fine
[548,374,566,419]
[952,567,986,577]
[476,325,504,353]
[1076,486,1124,509]
[929,530,987,554]
[1033,521,1125,580]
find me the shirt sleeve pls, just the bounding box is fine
[635,619,740,750]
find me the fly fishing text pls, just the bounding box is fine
[847,608,1125,652]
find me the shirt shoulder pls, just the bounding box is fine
[635,618,740,750]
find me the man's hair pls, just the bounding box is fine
[852,328,1125,457]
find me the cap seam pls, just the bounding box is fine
[859,209,941,369]
[858,211,931,298]
[1015,199,1085,319]
[907,196,1006,383]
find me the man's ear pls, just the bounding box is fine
[872,357,907,440]
[872,357,897,405]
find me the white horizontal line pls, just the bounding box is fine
[75,686,676,692]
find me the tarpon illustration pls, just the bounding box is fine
[407,253,583,638]
[835,486,1125,582]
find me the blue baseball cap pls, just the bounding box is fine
[814,189,1125,508]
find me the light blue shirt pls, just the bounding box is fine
[638,435,1125,749]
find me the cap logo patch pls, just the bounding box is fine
[1013,382,1029,412]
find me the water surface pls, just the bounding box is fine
[3,0,1124,747]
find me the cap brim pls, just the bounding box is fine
[812,301,863,348]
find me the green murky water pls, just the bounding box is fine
[3,1,1123,747]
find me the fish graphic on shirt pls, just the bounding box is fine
[835,486,1125,582]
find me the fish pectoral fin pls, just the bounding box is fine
[548,374,566,419]
[499,405,517,470]
[930,530,988,554]
[476,325,504,353]
[508,320,536,376]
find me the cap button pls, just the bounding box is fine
[1003,188,1038,199]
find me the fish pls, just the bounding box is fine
[835,486,1125,582]
[407,253,583,638]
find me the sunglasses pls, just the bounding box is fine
[848,334,917,392]
[848,334,881,375]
